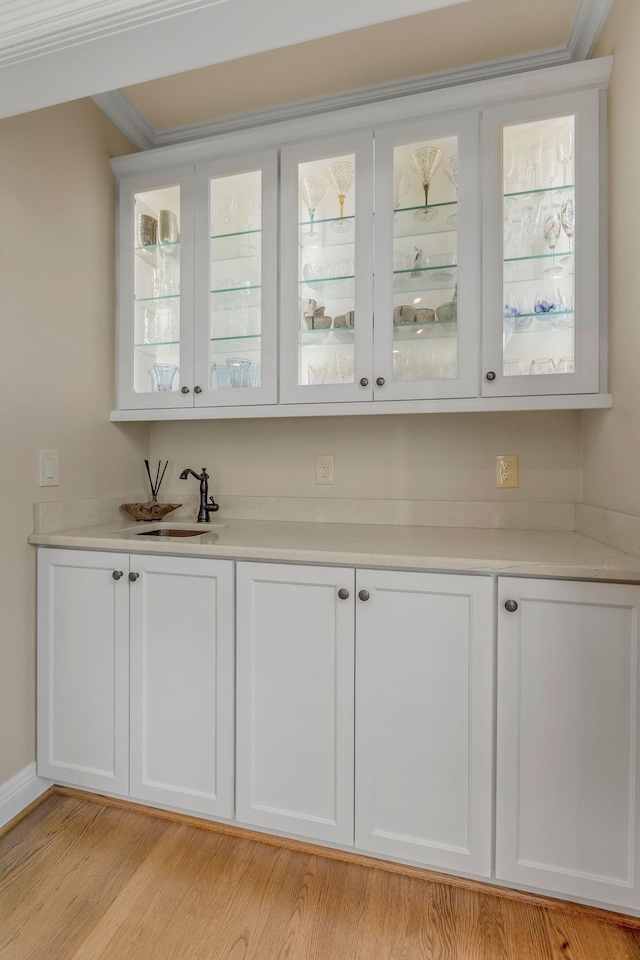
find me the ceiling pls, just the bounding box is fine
[0,0,470,119]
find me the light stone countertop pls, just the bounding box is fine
[27,516,640,582]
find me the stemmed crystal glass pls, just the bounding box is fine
[393,169,411,209]
[515,154,533,195]
[443,155,458,226]
[409,146,443,222]
[542,205,563,277]
[560,195,575,265]
[557,128,574,186]
[526,136,543,190]
[326,160,355,234]
[542,151,558,192]
[299,176,327,246]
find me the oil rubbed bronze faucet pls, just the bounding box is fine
[179,467,220,522]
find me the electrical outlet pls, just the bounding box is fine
[496,454,518,489]
[315,454,334,485]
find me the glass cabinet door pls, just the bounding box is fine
[482,91,601,396]
[118,169,195,409]
[194,151,278,406]
[280,133,373,404]
[373,114,480,400]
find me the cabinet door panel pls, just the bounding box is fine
[236,562,355,844]
[130,555,234,817]
[497,577,640,909]
[355,569,493,875]
[37,548,130,793]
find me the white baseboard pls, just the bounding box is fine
[0,763,52,830]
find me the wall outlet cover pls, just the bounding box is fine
[496,454,518,488]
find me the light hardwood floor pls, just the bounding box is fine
[1,792,640,960]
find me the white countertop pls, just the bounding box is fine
[28,516,640,581]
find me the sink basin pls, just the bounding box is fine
[118,521,227,539]
[137,528,208,538]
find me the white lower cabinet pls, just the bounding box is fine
[37,548,130,794]
[235,562,355,845]
[355,569,494,876]
[129,554,234,817]
[37,548,234,817]
[496,577,640,911]
[37,546,640,915]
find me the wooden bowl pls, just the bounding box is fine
[120,502,182,522]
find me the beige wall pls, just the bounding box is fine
[151,411,582,504]
[582,0,640,515]
[0,100,148,784]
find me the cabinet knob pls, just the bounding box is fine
[338,588,350,600]
[376,377,385,387]
[360,378,369,387]
[112,570,123,581]
[358,589,370,602]
[504,599,518,612]
[485,371,496,382]
[194,385,202,394]
[129,572,140,582]
[181,386,190,394]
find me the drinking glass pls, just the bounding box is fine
[219,192,238,229]
[542,205,563,276]
[530,358,556,375]
[326,160,355,234]
[534,284,563,315]
[334,353,354,383]
[557,128,574,186]
[504,358,525,376]
[299,176,327,246]
[210,362,230,389]
[522,201,541,242]
[443,155,458,226]
[515,155,532,195]
[409,146,443,222]
[393,169,411,210]
[308,358,329,384]
[149,363,178,392]
[504,150,516,194]
[557,356,574,373]
[560,195,575,265]
[226,357,251,387]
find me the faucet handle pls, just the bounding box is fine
[208,497,220,513]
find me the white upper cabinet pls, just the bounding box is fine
[194,151,278,407]
[373,112,480,400]
[482,90,602,396]
[118,167,195,410]
[280,132,374,404]
[112,60,610,419]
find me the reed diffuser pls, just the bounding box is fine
[120,459,181,521]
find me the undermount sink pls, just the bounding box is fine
[137,528,208,538]
[118,521,227,539]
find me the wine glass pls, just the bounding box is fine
[299,176,327,247]
[504,149,516,195]
[326,160,355,234]
[530,358,556,375]
[542,205,563,276]
[219,192,237,229]
[526,135,543,190]
[443,155,458,226]
[393,169,411,210]
[515,154,532,195]
[542,150,558,192]
[522,201,541,242]
[560,196,575,265]
[557,128,574,186]
[409,146,443,222]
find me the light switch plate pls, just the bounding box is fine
[39,450,59,487]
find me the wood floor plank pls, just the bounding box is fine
[2,793,640,960]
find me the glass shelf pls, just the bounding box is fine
[210,333,261,345]
[134,242,180,263]
[504,184,575,200]
[504,253,573,283]
[393,321,457,340]
[211,228,261,241]
[135,294,180,304]
[298,328,355,347]
[299,215,355,229]
[393,203,457,238]
[393,267,457,294]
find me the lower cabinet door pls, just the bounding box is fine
[355,569,494,876]
[37,548,130,794]
[129,554,234,818]
[236,561,355,845]
[496,577,640,910]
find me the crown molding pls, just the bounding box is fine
[94,0,613,151]
[92,89,156,150]
[0,0,232,67]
